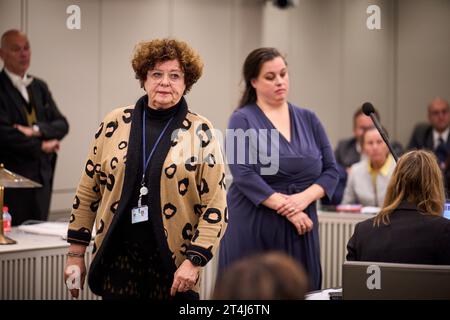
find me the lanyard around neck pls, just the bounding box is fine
[141,107,174,186]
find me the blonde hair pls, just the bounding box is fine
[374,150,445,226]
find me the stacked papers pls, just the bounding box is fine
[18,222,69,238]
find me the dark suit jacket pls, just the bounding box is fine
[0,69,69,223]
[408,122,450,151]
[346,201,450,265]
[335,137,404,169]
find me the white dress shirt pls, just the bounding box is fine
[433,127,449,149]
[4,67,33,103]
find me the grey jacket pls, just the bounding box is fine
[341,157,396,207]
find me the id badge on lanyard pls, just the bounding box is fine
[132,108,173,224]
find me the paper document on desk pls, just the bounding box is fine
[361,206,380,214]
[305,288,342,300]
[18,222,96,240]
[18,222,69,238]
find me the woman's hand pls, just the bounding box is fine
[64,244,87,299]
[277,192,312,217]
[286,211,314,235]
[170,259,201,297]
[262,192,289,211]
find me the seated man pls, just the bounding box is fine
[408,97,450,170]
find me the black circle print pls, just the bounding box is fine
[205,153,216,167]
[110,201,119,214]
[97,219,105,235]
[178,178,189,196]
[95,122,104,139]
[182,223,193,240]
[182,118,192,130]
[90,199,100,213]
[85,159,95,178]
[163,203,177,219]
[185,156,198,172]
[194,204,206,216]
[203,208,222,224]
[110,157,118,170]
[165,164,177,179]
[106,174,115,191]
[196,123,212,148]
[105,120,118,138]
[122,108,133,124]
[197,178,209,195]
[118,141,127,150]
[73,195,80,209]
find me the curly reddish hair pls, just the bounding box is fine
[131,38,203,94]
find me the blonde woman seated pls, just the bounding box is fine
[341,127,395,207]
[347,150,450,264]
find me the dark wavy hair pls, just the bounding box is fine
[238,47,286,108]
[131,38,203,94]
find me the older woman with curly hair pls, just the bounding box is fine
[64,39,227,300]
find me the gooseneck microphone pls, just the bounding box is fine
[362,102,398,162]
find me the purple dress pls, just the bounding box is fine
[218,103,338,290]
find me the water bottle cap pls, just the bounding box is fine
[2,206,8,212]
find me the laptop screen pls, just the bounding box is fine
[444,202,450,220]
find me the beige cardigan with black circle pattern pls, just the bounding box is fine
[67,101,227,295]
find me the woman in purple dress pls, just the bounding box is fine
[218,48,338,290]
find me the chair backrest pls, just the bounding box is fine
[342,261,450,300]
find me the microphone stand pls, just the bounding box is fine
[368,113,398,162]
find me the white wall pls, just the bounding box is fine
[0,0,449,216]
[396,0,450,145]
[261,0,450,147]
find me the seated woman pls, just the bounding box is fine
[341,127,395,207]
[346,150,450,265]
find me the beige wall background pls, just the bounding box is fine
[0,0,449,217]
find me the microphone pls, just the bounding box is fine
[362,102,398,162]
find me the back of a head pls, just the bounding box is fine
[376,150,445,225]
[213,252,308,300]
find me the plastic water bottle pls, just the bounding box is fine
[3,206,12,233]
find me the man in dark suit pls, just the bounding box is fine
[408,97,450,169]
[0,29,69,225]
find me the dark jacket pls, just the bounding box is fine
[0,69,69,223]
[408,122,450,151]
[346,201,450,265]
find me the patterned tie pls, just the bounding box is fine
[435,136,448,167]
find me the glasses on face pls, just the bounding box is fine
[430,109,449,117]
[148,70,184,83]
